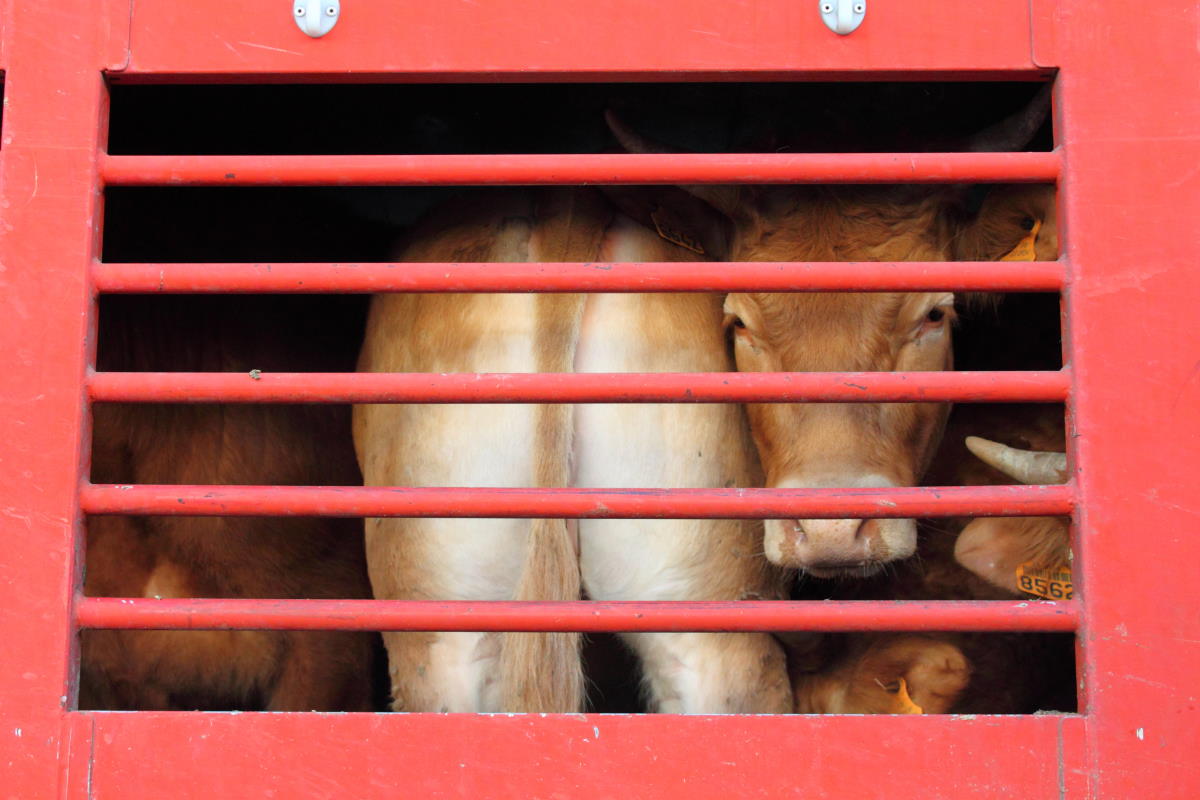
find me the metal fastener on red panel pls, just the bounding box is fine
[820,0,865,34]
[294,0,339,38]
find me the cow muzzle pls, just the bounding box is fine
[763,516,918,577]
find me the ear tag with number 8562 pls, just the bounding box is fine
[1015,561,1073,600]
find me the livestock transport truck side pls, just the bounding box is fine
[1,1,1197,797]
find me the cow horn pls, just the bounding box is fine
[962,83,1053,152]
[965,436,1068,484]
[604,109,745,219]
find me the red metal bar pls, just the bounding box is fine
[82,713,1083,800]
[80,483,1073,519]
[76,597,1078,633]
[93,260,1068,294]
[99,151,1061,186]
[87,369,1071,404]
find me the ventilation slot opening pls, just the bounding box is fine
[88,79,1074,715]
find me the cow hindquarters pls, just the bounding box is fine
[622,628,791,714]
[355,400,580,714]
[360,400,574,712]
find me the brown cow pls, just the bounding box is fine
[768,214,1058,716]
[83,297,375,711]
[718,181,1057,577]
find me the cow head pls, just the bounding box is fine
[954,436,1071,595]
[607,100,1056,577]
[790,634,971,715]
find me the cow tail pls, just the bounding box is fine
[498,190,604,713]
[498,294,587,713]
[498,407,585,711]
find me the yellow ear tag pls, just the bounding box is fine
[651,207,705,255]
[886,678,924,715]
[1000,218,1042,261]
[1015,561,1074,600]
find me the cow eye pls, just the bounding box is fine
[732,317,747,329]
[1020,216,1037,231]
[916,305,954,337]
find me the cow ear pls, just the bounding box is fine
[605,110,757,233]
[953,518,1028,594]
[952,184,1058,262]
[954,516,1070,596]
[600,185,737,261]
[961,82,1053,153]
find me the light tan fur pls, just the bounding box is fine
[499,192,595,712]
[356,191,593,712]
[575,215,791,712]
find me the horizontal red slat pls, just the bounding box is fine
[76,598,1078,633]
[99,151,1061,186]
[93,260,1068,293]
[80,483,1074,518]
[119,0,1044,79]
[87,369,1070,404]
[82,713,1084,800]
